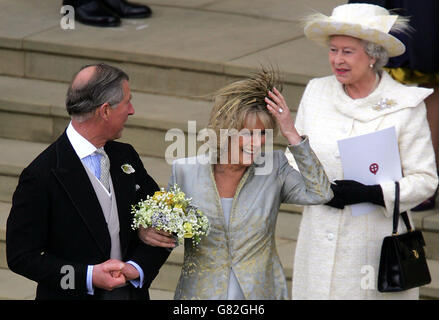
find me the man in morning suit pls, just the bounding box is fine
[6,63,171,300]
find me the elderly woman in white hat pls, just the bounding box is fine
[280,3,438,299]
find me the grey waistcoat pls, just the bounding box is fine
[83,166,122,260]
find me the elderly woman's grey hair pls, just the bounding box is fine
[66,63,129,122]
[363,41,389,72]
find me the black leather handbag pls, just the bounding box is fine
[377,181,431,292]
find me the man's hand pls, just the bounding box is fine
[138,227,176,248]
[92,259,126,291]
[121,263,140,281]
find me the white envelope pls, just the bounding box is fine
[337,126,402,216]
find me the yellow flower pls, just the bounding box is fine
[152,191,164,201]
[174,203,183,210]
[165,194,174,206]
[183,222,193,238]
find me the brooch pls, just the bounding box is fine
[372,98,397,111]
[121,164,135,174]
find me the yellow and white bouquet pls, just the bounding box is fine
[131,184,210,246]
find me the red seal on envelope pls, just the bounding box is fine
[369,163,379,175]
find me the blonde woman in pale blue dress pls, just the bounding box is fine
[138,70,333,299]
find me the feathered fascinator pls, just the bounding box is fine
[208,67,282,133]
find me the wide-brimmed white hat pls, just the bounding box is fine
[304,3,408,57]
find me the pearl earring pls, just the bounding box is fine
[369,64,374,68]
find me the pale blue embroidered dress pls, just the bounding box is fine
[171,137,333,300]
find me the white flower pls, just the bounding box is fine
[130,184,210,246]
[121,164,135,174]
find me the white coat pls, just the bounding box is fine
[288,71,438,299]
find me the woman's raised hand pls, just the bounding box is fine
[265,87,302,145]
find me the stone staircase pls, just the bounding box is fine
[0,0,438,300]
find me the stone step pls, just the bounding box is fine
[0,202,10,269]
[149,288,175,300]
[0,1,340,106]
[0,75,293,159]
[0,268,37,299]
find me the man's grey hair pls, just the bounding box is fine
[66,63,129,121]
[362,40,389,72]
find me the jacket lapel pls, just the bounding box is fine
[52,132,111,257]
[105,142,136,258]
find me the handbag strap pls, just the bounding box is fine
[393,181,414,235]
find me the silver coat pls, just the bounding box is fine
[170,137,333,299]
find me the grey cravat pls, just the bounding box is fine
[96,147,110,192]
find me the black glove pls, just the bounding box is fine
[325,180,385,209]
[325,183,345,209]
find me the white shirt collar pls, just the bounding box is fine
[66,122,98,160]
